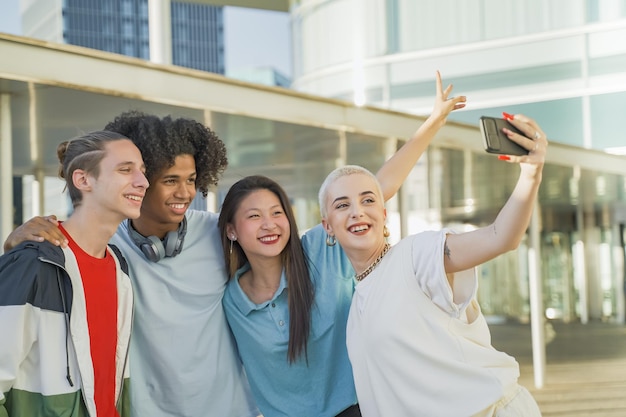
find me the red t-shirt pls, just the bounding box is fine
[60,225,120,417]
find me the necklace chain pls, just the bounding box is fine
[355,243,391,282]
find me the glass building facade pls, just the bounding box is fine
[21,0,224,74]
[7,1,626,325]
[290,0,626,323]
[3,76,625,326]
[291,0,626,151]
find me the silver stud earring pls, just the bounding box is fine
[229,235,236,255]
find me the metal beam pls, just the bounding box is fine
[1,34,626,176]
[0,93,12,251]
[528,203,546,388]
[182,0,289,12]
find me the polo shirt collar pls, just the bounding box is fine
[231,262,288,316]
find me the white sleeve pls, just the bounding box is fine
[411,230,477,318]
[0,250,42,409]
[0,302,39,409]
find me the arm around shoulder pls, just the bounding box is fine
[3,215,67,252]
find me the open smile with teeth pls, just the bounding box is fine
[169,203,187,209]
[259,235,279,243]
[126,195,143,202]
[349,225,370,233]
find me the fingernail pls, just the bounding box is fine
[502,112,514,121]
[498,155,511,161]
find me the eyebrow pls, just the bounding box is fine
[331,190,376,205]
[245,204,283,213]
[117,161,141,168]
[161,173,196,180]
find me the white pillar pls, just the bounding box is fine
[572,166,589,323]
[149,0,172,65]
[528,201,546,389]
[28,82,43,216]
[614,222,625,324]
[335,130,347,168]
[35,168,45,216]
[0,94,13,252]
[203,109,218,212]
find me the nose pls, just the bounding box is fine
[350,204,364,219]
[174,182,193,199]
[261,217,277,230]
[135,170,149,189]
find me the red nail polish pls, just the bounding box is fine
[498,155,511,161]
[502,112,514,121]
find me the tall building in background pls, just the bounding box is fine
[227,66,291,87]
[21,0,224,74]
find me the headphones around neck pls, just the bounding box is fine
[127,216,187,263]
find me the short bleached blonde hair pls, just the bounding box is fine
[318,165,383,218]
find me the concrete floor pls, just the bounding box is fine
[491,321,626,417]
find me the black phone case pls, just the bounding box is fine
[479,116,529,156]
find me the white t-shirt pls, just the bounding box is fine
[347,230,520,417]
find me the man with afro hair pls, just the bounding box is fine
[4,111,258,417]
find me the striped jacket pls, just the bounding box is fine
[0,241,132,417]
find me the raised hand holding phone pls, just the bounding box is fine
[479,116,529,156]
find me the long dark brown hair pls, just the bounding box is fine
[218,175,314,363]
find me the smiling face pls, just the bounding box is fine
[322,172,387,253]
[84,139,148,223]
[226,189,291,263]
[133,153,197,238]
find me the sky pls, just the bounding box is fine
[0,0,21,35]
[0,0,292,77]
[223,6,291,77]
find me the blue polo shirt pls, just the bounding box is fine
[223,224,357,417]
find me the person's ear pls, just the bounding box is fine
[322,218,333,235]
[225,223,236,240]
[383,207,387,222]
[72,169,92,192]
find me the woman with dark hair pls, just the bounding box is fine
[219,176,315,364]
[218,72,466,417]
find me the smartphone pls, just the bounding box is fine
[479,116,529,156]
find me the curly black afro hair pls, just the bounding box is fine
[105,110,228,197]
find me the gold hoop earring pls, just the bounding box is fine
[383,225,390,238]
[326,234,336,247]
